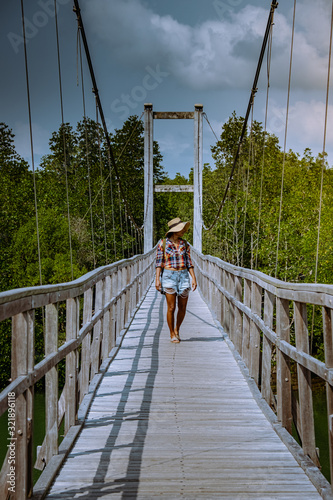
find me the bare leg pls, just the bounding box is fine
[165,292,178,341]
[175,293,189,339]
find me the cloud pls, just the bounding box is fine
[84,0,332,92]
[267,99,333,160]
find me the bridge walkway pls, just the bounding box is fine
[46,285,322,499]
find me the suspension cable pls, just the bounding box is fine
[78,30,96,267]
[275,0,296,278]
[315,0,333,284]
[21,0,43,286]
[106,148,117,259]
[73,0,143,232]
[95,102,108,264]
[202,0,278,232]
[255,20,274,268]
[54,0,74,280]
[81,112,144,222]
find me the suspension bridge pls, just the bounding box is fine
[2,0,333,498]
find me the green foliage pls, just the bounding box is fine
[0,116,166,391]
[1,110,332,389]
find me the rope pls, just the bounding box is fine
[275,0,296,278]
[54,0,74,280]
[203,113,219,142]
[107,149,117,260]
[96,102,108,264]
[20,0,42,286]
[241,105,253,267]
[78,30,96,267]
[81,112,144,223]
[311,0,333,352]
[315,0,333,284]
[73,0,144,232]
[202,0,278,232]
[255,22,273,269]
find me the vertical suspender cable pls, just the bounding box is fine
[241,104,253,267]
[78,31,96,267]
[21,0,42,286]
[315,0,333,284]
[311,0,333,351]
[256,24,273,269]
[203,0,278,232]
[73,0,143,232]
[54,0,74,280]
[275,0,296,278]
[95,103,108,264]
[107,150,117,260]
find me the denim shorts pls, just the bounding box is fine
[161,269,191,297]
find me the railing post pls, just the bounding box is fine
[11,311,32,499]
[229,274,235,343]
[234,275,243,353]
[45,303,59,464]
[242,278,251,367]
[91,279,104,376]
[261,290,274,404]
[102,274,112,361]
[294,301,319,466]
[276,297,292,433]
[249,282,261,384]
[224,271,231,337]
[65,297,78,434]
[322,305,333,482]
[80,288,93,402]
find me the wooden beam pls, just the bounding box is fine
[153,111,194,119]
[154,185,194,192]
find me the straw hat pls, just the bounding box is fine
[165,217,190,236]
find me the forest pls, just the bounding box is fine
[0,112,332,390]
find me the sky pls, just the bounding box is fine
[1,0,333,179]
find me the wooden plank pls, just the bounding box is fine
[65,297,78,434]
[45,303,58,465]
[90,280,104,376]
[242,278,251,367]
[44,286,325,500]
[261,290,274,404]
[294,301,319,467]
[276,297,292,433]
[12,312,29,500]
[323,305,333,483]
[233,275,243,353]
[153,111,194,119]
[154,184,194,192]
[250,282,262,384]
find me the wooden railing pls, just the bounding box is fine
[192,248,333,486]
[0,249,155,500]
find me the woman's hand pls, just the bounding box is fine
[191,277,197,292]
[155,278,162,292]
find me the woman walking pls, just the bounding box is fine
[155,217,197,343]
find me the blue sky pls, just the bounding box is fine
[1,0,333,178]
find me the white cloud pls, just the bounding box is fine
[84,0,332,92]
[267,99,333,159]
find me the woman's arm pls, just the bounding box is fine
[155,266,162,291]
[189,267,197,291]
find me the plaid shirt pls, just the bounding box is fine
[156,237,193,270]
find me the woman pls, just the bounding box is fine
[155,217,197,343]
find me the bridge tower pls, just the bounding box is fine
[144,103,203,252]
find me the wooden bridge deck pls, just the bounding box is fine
[46,286,322,499]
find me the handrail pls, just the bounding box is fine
[191,247,333,489]
[0,248,156,500]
